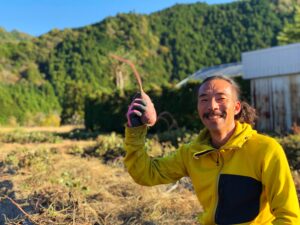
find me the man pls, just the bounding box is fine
[124,75,300,224]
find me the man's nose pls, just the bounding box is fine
[208,98,219,110]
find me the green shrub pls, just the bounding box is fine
[0,82,61,126]
[277,134,300,170]
[24,112,61,127]
[68,145,85,156]
[0,130,62,144]
[4,147,53,173]
[58,171,86,190]
[83,132,125,163]
[150,127,198,148]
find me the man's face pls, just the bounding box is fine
[197,79,241,133]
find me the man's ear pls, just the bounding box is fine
[234,101,242,115]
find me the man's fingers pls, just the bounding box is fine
[126,93,147,127]
[127,103,146,118]
[130,109,143,117]
[132,98,147,106]
[131,103,146,112]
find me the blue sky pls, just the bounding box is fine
[0,0,234,37]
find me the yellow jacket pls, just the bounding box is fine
[124,122,300,224]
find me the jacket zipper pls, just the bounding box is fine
[216,151,220,166]
[212,150,224,224]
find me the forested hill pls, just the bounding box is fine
[0,27,32,43]
[0,0,297,125]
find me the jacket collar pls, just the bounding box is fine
[190,121,257,158]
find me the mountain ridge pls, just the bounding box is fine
[0,0,298,124]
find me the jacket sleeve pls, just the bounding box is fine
[261,139,300,224]
[123,125,188,186]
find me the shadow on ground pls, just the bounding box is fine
[0,163,34,225]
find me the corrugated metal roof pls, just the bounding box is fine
[242,42,300,79]
[176,62,243,87]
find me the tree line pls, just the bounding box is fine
[0,0,299,127]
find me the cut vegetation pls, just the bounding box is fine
[0,126,201,225]
[0,126,299,224]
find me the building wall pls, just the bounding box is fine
[251,74,300,133]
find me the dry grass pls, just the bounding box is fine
[0,126,201,225]
[1,126,299,225]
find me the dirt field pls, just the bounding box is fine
[0,126,299,224]
[0,126,201,225]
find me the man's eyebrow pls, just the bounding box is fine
[198,92,227,97]
[216,92,227,96]
[198,93,207,97]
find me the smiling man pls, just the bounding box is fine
[124,75,300,224]
[197,76,241,148]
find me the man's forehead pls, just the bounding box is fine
[198,79,233,95]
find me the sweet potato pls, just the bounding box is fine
[110,54,157,126]
[140,91,156,126]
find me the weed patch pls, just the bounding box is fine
[0,130,61,144]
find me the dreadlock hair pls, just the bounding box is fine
[199,75,258,127]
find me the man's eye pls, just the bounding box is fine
[217,97,226,101]
[200,99,208,102]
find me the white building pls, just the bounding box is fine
[242,43,300,133]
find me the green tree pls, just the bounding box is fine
[21,63,44,84]
[61,80,89,124]
[0,0,294,126]
[277,6,300,44]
